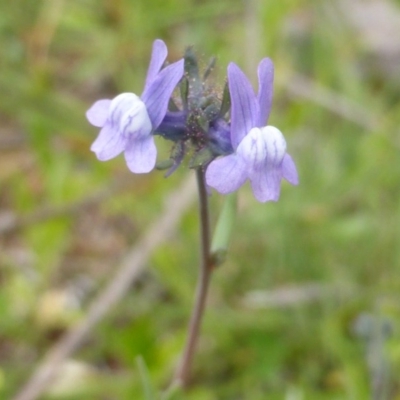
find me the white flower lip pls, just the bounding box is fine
[259,125,287,164]
[238,125,286,166]
[107,92,152,138]
[108,93,139,123]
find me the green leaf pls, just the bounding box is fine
[203,56,216,81]
[160,381,184,400]
[179,77,189,110]
[184,46,202,108]
[189,147,214,168]
[211,193,237,265]
[203,102,220,121]
[168,98,180,112]
[218,81,231,118]
[156,159,174,171]
[136,356,157,400]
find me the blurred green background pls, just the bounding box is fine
[1,0,400,399]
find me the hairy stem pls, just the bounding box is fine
[173,168,214,387]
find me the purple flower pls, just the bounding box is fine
[86,39,184,173]
[206,59,299,202]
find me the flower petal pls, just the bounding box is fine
[116,96,152,139]
[124,136,157,173]
[86,99,111,127]
[249,165,282,202]
[227,62,258,149]
[236,126,286,170]
[282,153,299,185]
[109,93,142,127]
[141,59,184,129]
[205,154,247,194]
[91,123,127,161]
[144,39,168,93]
[257,58,274,126]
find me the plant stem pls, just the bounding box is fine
[173,168,214,387]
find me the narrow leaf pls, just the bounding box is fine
[203,56,217,81]
[136,356,157,400]
[218,81,231,118]
[211,193,237,264]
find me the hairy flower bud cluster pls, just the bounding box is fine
[86,39,298,202]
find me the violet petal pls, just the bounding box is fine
[227,62,258,149]
[249,165,282,202]
[124,136,157,173]
[141,59,184,129]
[256,58,274,126]
[86,99,111,127]
[205,154,247,194]
[282,153,299,185]
[144,39,168,93]
[91,123,127,161]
